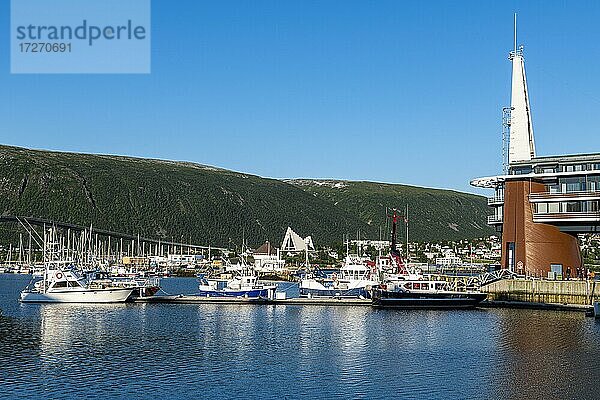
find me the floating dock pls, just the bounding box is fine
[133,294,595,312]
[133,295,372,306]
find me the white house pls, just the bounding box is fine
[253,241,285,271]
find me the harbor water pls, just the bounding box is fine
[1,274,600,399]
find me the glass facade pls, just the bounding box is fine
[504,157,600,223]
[510,166,532,175]
[534,201,600,214]
[541,176,600,193]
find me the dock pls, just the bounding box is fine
[133,294,596,312]
[133,295,372,306]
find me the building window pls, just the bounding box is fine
[511,166,532,175]
[536,166,557,173]
[560,177,586,193]
[563,164,585,172]
[588,175,600,192]
[507,242,515,272]
[547,183,560,194]
[548,202,560,213]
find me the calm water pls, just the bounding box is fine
[1,274,600,399]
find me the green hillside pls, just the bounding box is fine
[0,145,492,247]
[287,179,493,242]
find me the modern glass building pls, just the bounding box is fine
[488,155,600,228]
[471,39,596,277]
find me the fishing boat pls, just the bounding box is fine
[371,278,487,309]
[299,255,378,298]
[371,209,487,308]
[20,265,135,303]
[197,271,276,300]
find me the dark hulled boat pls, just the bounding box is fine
[371,208,487,309]
[371,286,487,309]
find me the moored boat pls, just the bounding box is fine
[85,271,161,299]
[300,255,378,299]
[197,271,276,300]
[371,208,487,308]
[371,279,487,309]
[20,267,135,303]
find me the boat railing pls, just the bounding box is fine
[136,276,161,288]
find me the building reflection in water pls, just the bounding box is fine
[494,309,598,400]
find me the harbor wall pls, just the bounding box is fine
[482,279,600,306]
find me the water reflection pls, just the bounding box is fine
[494,309,598,400]
[2,276,600,399]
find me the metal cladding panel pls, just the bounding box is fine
[501,180,581,276]
[509,54,536,164]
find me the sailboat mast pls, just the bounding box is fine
[405,204,409,262]
[391,211,398,253]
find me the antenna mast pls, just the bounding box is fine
[513,13,517,55]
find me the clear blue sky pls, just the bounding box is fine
[2,0,600,194]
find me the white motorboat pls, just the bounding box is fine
[20,267,135,303]
[85,271,161,299]
[300,255,378,298]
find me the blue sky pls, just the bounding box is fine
[1,0,600,194]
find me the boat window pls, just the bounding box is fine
[421,283,429,290]
[414,283,421,290]
[405,283,413,290]
[53,281,68,288]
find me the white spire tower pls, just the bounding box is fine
[508,13,536,164]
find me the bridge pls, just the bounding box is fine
[0,215,228,252]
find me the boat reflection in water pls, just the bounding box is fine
[2,276,600,399]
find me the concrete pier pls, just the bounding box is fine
[482,279,600,307]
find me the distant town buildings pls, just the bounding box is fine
[350,239,390,250]
[253,241,285,271]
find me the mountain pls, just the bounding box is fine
[0,145,492,247]
[287,179,493,243]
